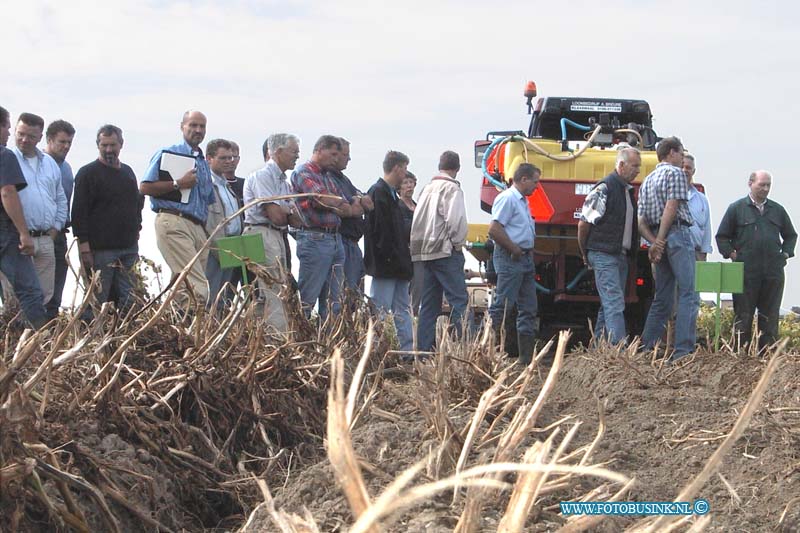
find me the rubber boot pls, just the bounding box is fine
[517,334,536,366]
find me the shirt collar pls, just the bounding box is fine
[610,171,634,190]
[14,146,44,160]
[305,160,322,174]
[509,185,525,201]
[433,172,461,186]
[265,159,286,179]
[210,171,226,185]
[748,193,767,208]
[181,140,203,158]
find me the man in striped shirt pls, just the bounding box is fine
[637,136,696,361]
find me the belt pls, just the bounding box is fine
[650,219,691,231]
[246,222,287,233]
[29,230,49,237]
[301,226,338,235]
[157,208,203,227]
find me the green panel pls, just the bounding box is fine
[720,262,744,294]
[695,262,722,293]
[216,234,267,269]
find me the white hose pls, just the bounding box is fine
[515,125,645,163]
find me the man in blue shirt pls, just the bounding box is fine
[0,105,47,328]
[44,119,75,318]
[682,155,712,261]
[488,163,541,365]
[140,110,216,310]
[6,113,67,306]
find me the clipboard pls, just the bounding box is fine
[159,151,195,203]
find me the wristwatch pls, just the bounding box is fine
[172,180,180,190]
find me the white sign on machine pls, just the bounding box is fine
[569,101,623,113]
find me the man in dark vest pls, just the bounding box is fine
[716,170,796,351]
[578,147,642,345]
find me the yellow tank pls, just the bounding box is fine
[503,139,658,183]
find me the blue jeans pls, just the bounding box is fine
[320,237,364,311]
[370,277,413,351]
[488,247,538,336]
[417,251,470,352]
[641,226,697,358]
[296,230,345,320]
[0,226,47,328]
[342,238,365,292]
[91,247,139,312]
[588,250,629,345]
[46,230,68,318]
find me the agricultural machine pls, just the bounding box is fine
[466,82,701,340]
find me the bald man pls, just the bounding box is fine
[140,110,216,310]
[578,147,641,347]
[716,170,797,352]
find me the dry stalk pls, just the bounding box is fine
[631,341,786,533]
[496,438,550,533]
[453,370,508,501]
[351,461,629,533]
[454,330,570,533]
[346,320,375,429]
[34,458,120,533]
[326,347,375,530]
[778,496,800,530]
[556,478,636,533]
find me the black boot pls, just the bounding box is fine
[517,334,536,366]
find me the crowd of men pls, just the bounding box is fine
[0,107,474,355]
[0,105,796,362]
[575,137,796,361]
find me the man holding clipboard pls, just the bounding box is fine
[140,110,215,310]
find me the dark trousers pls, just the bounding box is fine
[733,274,784,350]
[46,230,68,318]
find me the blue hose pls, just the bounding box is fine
[480,136,511,190]
[535,267,589,294]
[560,118,591,141]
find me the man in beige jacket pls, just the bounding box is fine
[410,151,469,352]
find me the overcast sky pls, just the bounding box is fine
[5,0,799,308]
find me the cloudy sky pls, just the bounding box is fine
[5,0,799,307]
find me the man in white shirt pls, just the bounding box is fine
[410,151,470,352]
[243,133,302,331]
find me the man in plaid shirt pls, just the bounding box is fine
[290,135,361,320]
[637,136,696,361]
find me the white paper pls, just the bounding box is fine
[160,152,195,203]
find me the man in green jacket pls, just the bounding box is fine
[716,170,797,351]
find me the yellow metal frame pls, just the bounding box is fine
[503,139,658,184]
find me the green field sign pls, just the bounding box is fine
[695,262,744,350]
[216,233,267,284]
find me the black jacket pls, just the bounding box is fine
[716,196,797,279]
[586,172,638,256]
[364,178,413,280]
